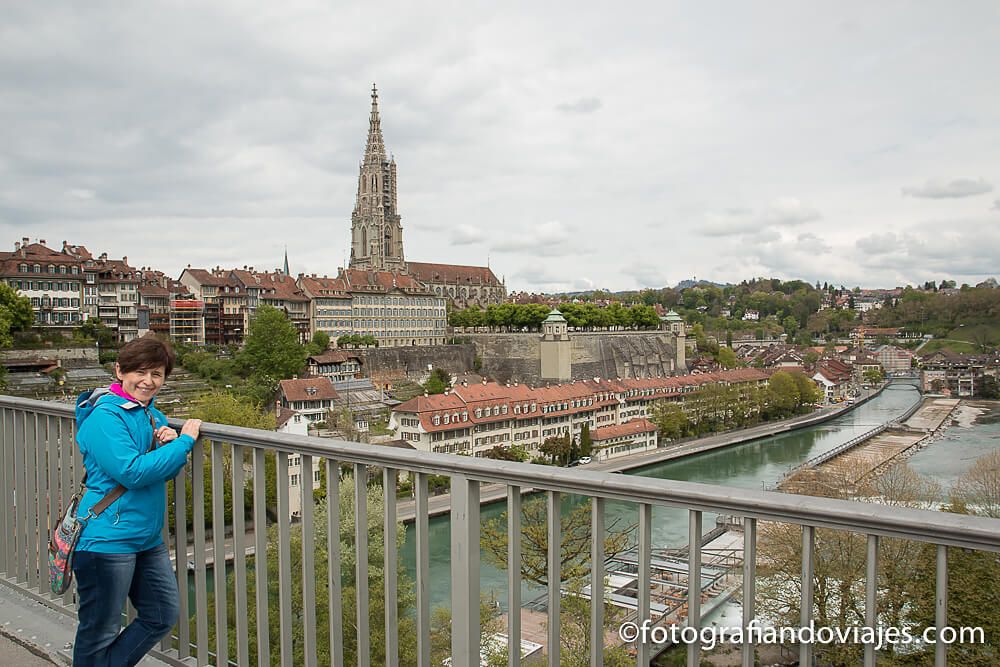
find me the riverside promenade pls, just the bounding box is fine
[395,384,888,522]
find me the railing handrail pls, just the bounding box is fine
[4,393,998,553]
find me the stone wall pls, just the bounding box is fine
[360,344,477,383]
[468,332,683,384]
[1,346,99,368]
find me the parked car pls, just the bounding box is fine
[579,456,592,465]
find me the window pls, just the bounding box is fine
[290,474,300,486]
[18,264,27,273]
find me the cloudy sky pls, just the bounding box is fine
[2,1,998,293]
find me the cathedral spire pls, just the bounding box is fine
[283,246,289,276]
[364,83,386,165]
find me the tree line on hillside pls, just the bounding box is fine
[448,302,662,331]
[871,285,1000,341]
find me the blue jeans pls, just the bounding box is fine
[72,543,179,667]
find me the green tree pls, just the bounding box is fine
[0,283,34,347]
[216,475,431,665]
[765,371,800,418]
[171,391,277,530]
[238,305,306,399]
[481,496,633,587]
[578,423,593,458]
[717,346,738,369]
[306,330,330,356]
[539,434,572,465]
[423,367,451,395]
[862,367,884,384]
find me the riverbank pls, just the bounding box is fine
[396,382,893,522]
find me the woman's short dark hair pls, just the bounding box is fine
[116,337,175,376]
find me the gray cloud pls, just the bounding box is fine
[622,262,668,289]
[2,3,999,292]
[993,200,1000,210]
[555,97,602,114]
[902,178,993,199]
[856,232,899,255]
[450,224,482,246]
[701,198,820,237]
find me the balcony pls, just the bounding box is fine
[1,394,999,666]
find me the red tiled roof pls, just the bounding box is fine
[406,261,501,286]
[181,268,231,287]
[298,275,350,298]
[257,272,309,302]
[592,418,657,441]
[394,369,771,433]
[341,268,429,294]
[279,377,339,402]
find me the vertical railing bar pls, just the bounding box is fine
[354,463,370,667]
[383,467,399,667]
[211,441,229,667]
[450,475,481,667]
[192,440,209,666]
[253,449,270,665]
[590,496,605,667]
[35,413,49,597]
[231,444,249,667]
[800,525,815,667]
[46,415,58,598]
[741,518,757,667]
[0,409,13,578]
[327,459,343,667]
[508,485,522,667]
[687,510,702,667]
[415,473,431,667]
[277,451,293,667]
[173,463,190,658]
[935,545,947,667]
[865,534,878,667]
[62,416,77,607]
[14,409,26,583]
[637,504,651,667]
[25,412,38,590]
[547,490,561,667]
[160,477,170,652]
[301,454,317,667]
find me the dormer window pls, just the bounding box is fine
[475,408,482,418]
[433,415,441,426]
[306,387,317,396]
[501,405,508,414]
[443,414,450,425]
[18,264,26,273]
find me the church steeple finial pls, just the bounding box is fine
[364,82,386,165]
[283,246,290,276]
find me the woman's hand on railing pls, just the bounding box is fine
[181,419,203,440]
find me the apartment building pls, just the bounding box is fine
[296,274,353,341]
[0,239,84,334]
[389,368,769,459]
[340,269,447,347]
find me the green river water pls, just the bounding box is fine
[399,384,1000,613]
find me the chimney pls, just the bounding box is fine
[39,238,46,246]
[22,237,29,246]
[62,241,68,251]
[14,241,20,252]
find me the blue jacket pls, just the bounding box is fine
[74,388,195,553]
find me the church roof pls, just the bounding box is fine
[406,261,502,286]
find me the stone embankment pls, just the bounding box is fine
[779,397,961,492]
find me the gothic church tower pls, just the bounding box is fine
[349,85,406,272]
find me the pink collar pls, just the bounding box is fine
[109,382,145,405]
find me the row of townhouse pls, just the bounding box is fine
[3,239,449,348]
[179,266,447,347]
[0,238,163,342]
[388,368,770,461]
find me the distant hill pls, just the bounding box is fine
[675,278,731,290]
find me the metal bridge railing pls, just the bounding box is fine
[2,394,999,667]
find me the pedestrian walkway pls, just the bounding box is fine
[0,584,173,666]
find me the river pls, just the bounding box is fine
[400,384,928,612]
